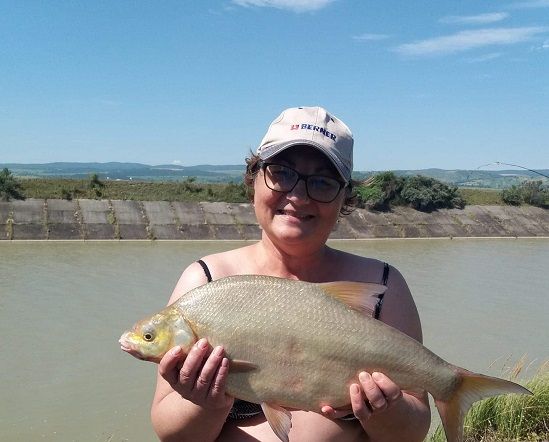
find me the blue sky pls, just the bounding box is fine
[1,0,548,171]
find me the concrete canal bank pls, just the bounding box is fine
[1,199,548,240]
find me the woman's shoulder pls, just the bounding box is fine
[326,248,393,282]
[167,246,254,305]
[199,244,257,278]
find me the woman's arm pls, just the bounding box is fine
[150,262,234,442]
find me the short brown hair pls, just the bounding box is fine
[244,153,358,216]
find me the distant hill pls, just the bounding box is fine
[1,162,244,182]
[2,162,548,189]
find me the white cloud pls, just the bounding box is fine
[394,27,548,57]
[232,0,335,12]
[353,33,390,42]
[439,12,509,25]
[507,0,549,9]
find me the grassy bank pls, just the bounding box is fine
[16,177,505,206]
[458,188,503,205]
[19,178,250,203]
[428,361,548,442]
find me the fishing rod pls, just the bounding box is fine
[475,162,549,179]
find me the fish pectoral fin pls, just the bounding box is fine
[230,359,258,372]
[319,281,387,316]
[261,402,292,442]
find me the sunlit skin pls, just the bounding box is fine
[149,145,432,442]
[253,146,346,255]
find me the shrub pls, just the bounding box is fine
[0,168,25,201]
[502,185,523,206]
[502,181,549,208]
[355,172,404,210]
[400,175,465,212]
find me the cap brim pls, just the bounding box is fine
[258,140,349,183]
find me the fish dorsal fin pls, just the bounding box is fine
[261,402,292,442]
[230,359,258,372]
[318,281,387,316]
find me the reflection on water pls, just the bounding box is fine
[1,239,548,441]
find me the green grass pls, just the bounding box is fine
[458,188,504,205]
[19,178,250,203]
[428,361,549,442]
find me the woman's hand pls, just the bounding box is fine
[158,338,234,411]
[321,371,404,421]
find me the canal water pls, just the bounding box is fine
[1,239,547,441]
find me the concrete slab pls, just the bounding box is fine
[211,225,243,240]
[150,225,183,240]
[79,199,110,224]
[456,207,481,223]
[401,225,425,238]
[330,219,357,239]
[201,202,234,225]
[13,224,46,240]
[48,223,83,240]
[172,201,205,226]
[0,225,10,240]
[423,224,454,238]
[47,199,78,223]
[426,211,458,225]
[372,225,402,238]
[111,200,146,225]
[143,201,176,225]
[502,206,549,236]
[84,223,115,240]
[345,210,386,235]
[11,199,44,223]
[177,224,213,240]
[238,224,262,240]
[229,203,258,225]
[0,201,10,224]
[118,224,149,240]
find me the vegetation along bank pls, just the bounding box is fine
[0,169,547,240]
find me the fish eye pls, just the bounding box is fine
[143,332,155,341]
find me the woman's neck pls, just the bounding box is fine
[252,235,335,282]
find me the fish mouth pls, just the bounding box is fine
[119,335,145,360]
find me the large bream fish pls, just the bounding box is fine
[119,275,530,442]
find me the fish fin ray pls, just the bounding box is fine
[435,367,532,442]
[318,281,387,315]
[230,359,258,372]
[260,402,292,442]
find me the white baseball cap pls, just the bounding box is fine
[256,106,354,183]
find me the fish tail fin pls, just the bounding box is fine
[434,367,532,442]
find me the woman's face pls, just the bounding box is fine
[253,145,346,250]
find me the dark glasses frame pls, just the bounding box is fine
[259,161,346,203]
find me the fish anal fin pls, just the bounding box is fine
[319,281,387,316]
[435,367,532,442]
[261,402,292,442]
[230,359,258,372]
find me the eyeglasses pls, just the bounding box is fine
[260,162,346,203]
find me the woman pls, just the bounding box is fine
[151,106,431,441]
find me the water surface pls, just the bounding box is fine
[1,239,547,441]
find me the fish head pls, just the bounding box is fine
[119,309,196,363]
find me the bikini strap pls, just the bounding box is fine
[374,262,390,319]
[196,259,213,283]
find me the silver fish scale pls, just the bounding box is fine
[174,275,458,409]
